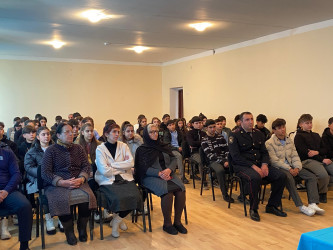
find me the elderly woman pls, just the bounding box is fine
[135,124,187,235]
[41,123,97,246]
[95,123,141,238]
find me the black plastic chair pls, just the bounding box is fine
[140,186,188,232]
[199,147,216,201]
[182,141,198,188]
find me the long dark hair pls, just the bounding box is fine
[78,123,99,163]
[120,121,134,143]
[32,126,52,147]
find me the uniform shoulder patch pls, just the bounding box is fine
[229,136,234,144]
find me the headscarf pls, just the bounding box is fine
[134,124,173,183]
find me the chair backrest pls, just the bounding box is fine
[37,165,44,191]
[227,154,235,175]
[182,140,191,158]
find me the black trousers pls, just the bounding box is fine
[235,165,286,210]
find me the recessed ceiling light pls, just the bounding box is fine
[47,40,66,49]
[81,9,113,23]
[128,46,149,53]
[189,22,212,31]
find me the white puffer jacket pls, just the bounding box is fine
[265,134,302,171]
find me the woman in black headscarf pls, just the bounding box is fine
[135,123,187,235]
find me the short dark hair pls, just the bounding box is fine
[166,120,175,126]
[56,123,71,135]
[218,116,226,121]
[82,116,94,127]
[215,118,223,123]
[55,115,62,122]
[199,113,207,120]
[162,114,170,119]
[256,114,268,123]
[68,119,79,127]
[35,113,42,120]
[13,117,20,123]
[137,114,145,121]
[234,114,241,123]
[271,118,286,130]
[298,114,313,124]
[105,119,116,126]
[103,123,120,135]
[0,122,4,128]
[24,119,35,126]
[328,117,333,125]
[20,117,29,123]
[38,116,47,122]
[73,112,81,118]
[22,125,36,134]
[239,112,252,122]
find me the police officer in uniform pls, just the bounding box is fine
[228,112,287,221]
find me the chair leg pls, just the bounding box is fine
[240,180,247,217]
[36,197,39,238]
[183,205,188,225]
[228,179,234,209]
[191,163,196,189]
[39,198,45,249]
[209,169,215,201]
[90,211,94,241]
[98,193,104,240]
[200,169,205,196]
[261,184,267,204]
[141,196,147,232]
[145,191,152,232]
[149,192,153,211]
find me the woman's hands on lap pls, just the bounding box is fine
[58,177,84,189]
[159,168,172,181]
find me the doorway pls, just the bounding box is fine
[170,87,184,119]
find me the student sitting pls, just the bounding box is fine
[231,114,241,132]
[6,117,20,141]
[266,119,324,216]
[98,119,116,142]
[18,126,36,175]
[133,114,145,134]
[186,116,206,181]
[0,122,18,156]
[322,117,333,169]
[14,117,29,145]
[163,120,188,184]
[160,114,170,132]
[24,126,58,234]
[119,121,143,161]
[294,114,331,203]
[95,123,141,238]
[0,142,33,250]
[215,118,228,142]
[218,116,232,138]
[255,114,271,141]
[136,116,147,137]
[201,119,234,202]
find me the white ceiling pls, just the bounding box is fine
[1,0,333,64]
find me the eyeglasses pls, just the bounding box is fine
[149,130,159,134]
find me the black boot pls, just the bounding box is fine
[77,216,89,242]
[61,219,77,245]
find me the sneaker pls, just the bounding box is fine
[308,203,325,215]
[1,218,11,240]
[296,183,306,190]
[94,212,100,222]
[58,220,64,232]
[109,218,128,231]
[299,205,315,216]
[103,209,113,222]
[45,214,56,235]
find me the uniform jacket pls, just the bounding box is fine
[265,134,302,171]
[228,127,270,171]
[95,141,134,186]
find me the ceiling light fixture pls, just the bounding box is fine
[47,40,66,49]
[128,46,149,54]
[189,22,212,31]
[81,9,113,23]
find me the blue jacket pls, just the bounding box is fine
[0,144,21,194]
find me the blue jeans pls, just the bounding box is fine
[0,191,32,242]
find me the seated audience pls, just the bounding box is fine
[228,112,287,222]
[0,142,32,250]
[201,119,234,202]
[41,123,97,245]
[294,114,331,203]
[135,124,187,235]
[322,117,333,163]
[136,116,147,137]
[14,117,30,145]
[119,121,143,161]
[163,120,188,184]
[231,114,241,132]
[175,118,188,142]
[160,114,170,132]
[186,116,206,181]
[24,126,58,234]
[67,119,80,142]
[50,115,62,136]
[215,118,228,142]
[18,125,36,175]
[98,119,116,142]
[134,114,145,133]
[255,114,271,141]
[38,116,47,127]
[266,119,324,216]
[218,115,232,138]
[95,123,141,238]
[0,122,18,155]
[6,117,20,141]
